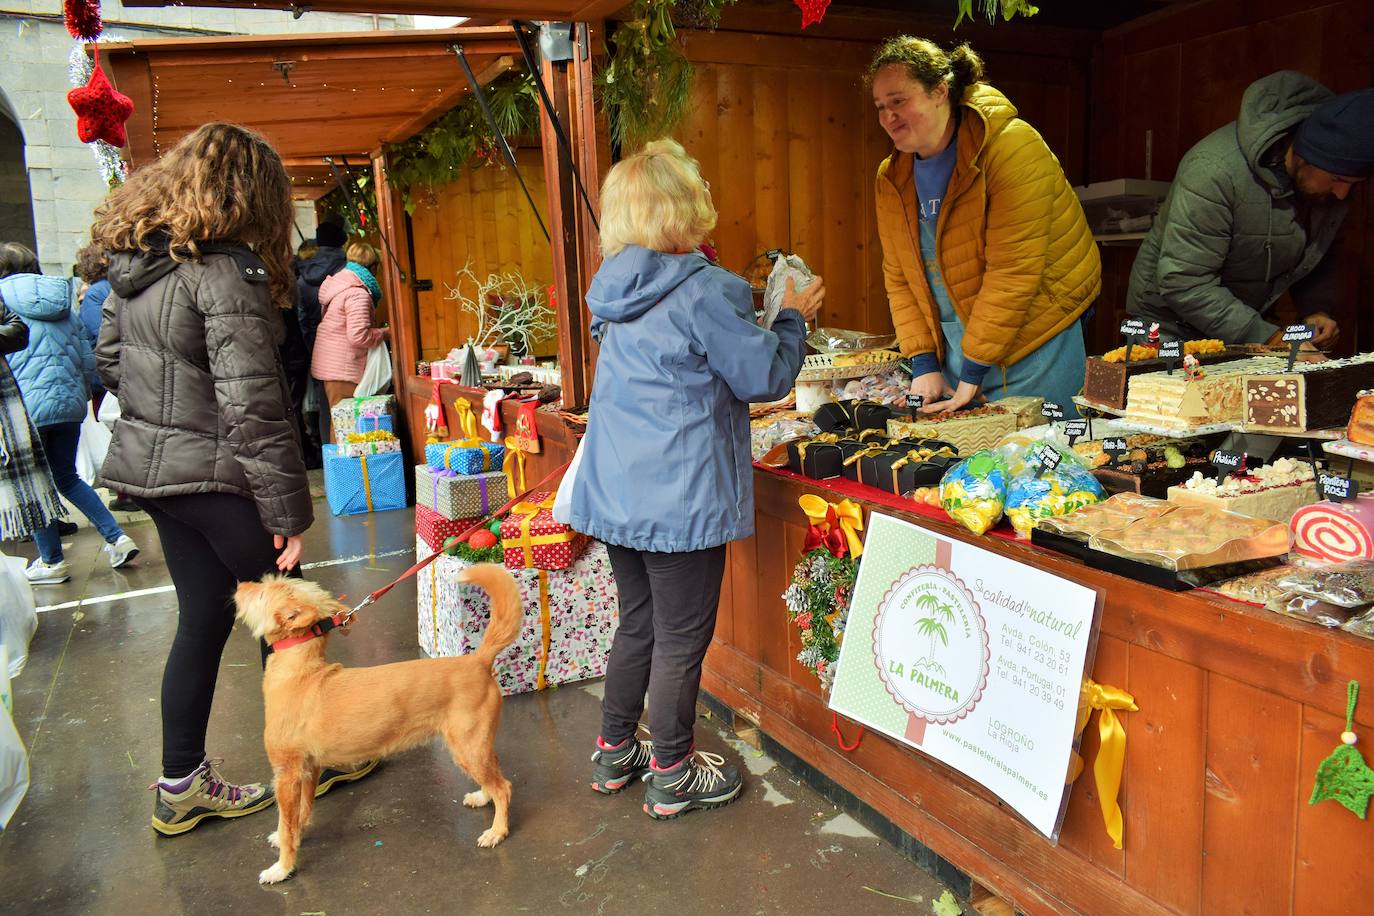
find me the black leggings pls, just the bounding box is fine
[137,492,298,778]
[599,544,728,767]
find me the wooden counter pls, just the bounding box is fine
[703,468,1374,915]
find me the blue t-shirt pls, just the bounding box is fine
[906,136,993,387]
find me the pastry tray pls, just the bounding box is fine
[1071,397,1234,436]
[1322,439,1374,461]
[796,352,904,383]
[1029,528,1283,591]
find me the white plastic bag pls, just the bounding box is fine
[97,392,121,428]
[762,253,815,329]
[76,403,112,486]
[0,554,36,680]
[552,438,585,525]
[0,646,29,831]
[354,341,393,398]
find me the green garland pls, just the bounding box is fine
[597,0,736,150]
[955,0,1039,27]
[782,548,859,693]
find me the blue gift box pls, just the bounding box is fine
[323,445,407,516]
[425,440,505,475]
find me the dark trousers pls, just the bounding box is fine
[137,492,299,777]
[600,544,728,767]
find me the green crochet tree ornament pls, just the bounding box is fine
[1309,680,1374,819]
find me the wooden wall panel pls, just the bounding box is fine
[407,153,555,361]
[1059,634,1128,877]
[1293,703,1374,913]
[677,27,1091,339]
[1201,675,1301,914]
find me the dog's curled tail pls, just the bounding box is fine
[458,563,524,668]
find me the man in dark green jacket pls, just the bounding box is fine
[1127,72,1372,346]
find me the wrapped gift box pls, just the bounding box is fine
[340,431,401,458]
[499,492,588,571]
[323,445,406,517]
[416,465,505,521]
[425,440,504,475]
[331,396,395,439]
[416,538,619,695]
[416,504,481,553]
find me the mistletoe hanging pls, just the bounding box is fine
[954,0,1040,27]
[63,0,102,41]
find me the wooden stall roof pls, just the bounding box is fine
[121,0,629,21]
[100,27,521,197]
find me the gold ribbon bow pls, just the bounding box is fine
[798,494,864,558]
[506,493,561,566]
[502,445,527,500]
[1068,678,1138,850]
[452,398,480,440]
[795,432,842,466]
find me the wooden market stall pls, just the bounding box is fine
[104,1,1374,913]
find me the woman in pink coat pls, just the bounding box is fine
[311,242,389,441]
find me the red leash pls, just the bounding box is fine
[338,459,572,625]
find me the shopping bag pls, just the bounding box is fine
[96,392,121,429]
[551,438,584,525]
[762,253,816,330]
[354,341,393,398]
[0,554,35,680]
[76,404,111,486]
[0,646,29,831]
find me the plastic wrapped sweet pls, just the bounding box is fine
[750,411,819,460]
[1276,560,1374,608]
[1275,596,1363,628]
[1004,448,1106,539]
[1089,506,1290,570]
[1342,608,1374,641]
[940,450,1009,536]
[1035,493,1175,542]
[1215,565,1295,607]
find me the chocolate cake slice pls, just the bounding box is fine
[1243,356,1374,433]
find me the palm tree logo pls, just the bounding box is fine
[913,592,955,675]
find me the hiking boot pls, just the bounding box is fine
[58,520,79,536]
[25,558,70,584]
[315,758,379,798]
[151,758,274,836]
[590,733,653,795]
[105,534,140,568]
[642,750,743,819]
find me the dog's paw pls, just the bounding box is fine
[258,862,294,885]
[463,789,491,808]
[267,831,280,849]
[476,828,507,848]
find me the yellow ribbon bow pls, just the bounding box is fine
[441,399,495,471]
[452,398,480,440]
[505,493,562,566]
[1067,678,1138,850]
[502,444,527,499]
[798,494,864,558]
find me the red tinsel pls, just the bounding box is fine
[794,0,830,28]
[64,0,102,40]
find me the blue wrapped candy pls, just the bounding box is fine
[1004,444,1105,538]
[939,450,1009,536]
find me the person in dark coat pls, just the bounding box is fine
[1127,74,1373,346]
[90,123,373,837]
[296,221,347,457]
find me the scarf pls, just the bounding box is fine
[345,262,382,302]
[0,360,66,540]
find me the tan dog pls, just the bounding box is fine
[234,565,522,885]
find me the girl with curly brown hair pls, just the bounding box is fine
[91,123,373,836]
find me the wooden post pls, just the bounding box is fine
[371,152,421,457]
[538,23,604,409]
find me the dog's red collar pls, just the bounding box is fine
[266,613,348,655]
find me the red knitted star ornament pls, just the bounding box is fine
[67,59,134,148]
[63,0,102,40]
[794,0,830,28]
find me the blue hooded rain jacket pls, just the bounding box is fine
[0,274,96,428]
[568,246,807,552]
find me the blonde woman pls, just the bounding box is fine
[569,138,825,818]
[311,241,388,440]
[870,37,1099,415]
[92,123,372,836]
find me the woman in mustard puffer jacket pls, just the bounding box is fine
[870,37,1100,415]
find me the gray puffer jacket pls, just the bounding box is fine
[96,240,313,537]
[1127,71,1346,343]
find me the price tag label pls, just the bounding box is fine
[1041,401,1065,421]
[1212,449,1246,482]
[1284,323,1315,371]
[1120,319,1148,365]
[1318,472,1358,502]
[905,393,924,419]
[1159,339,1182,374]
[1103,437,1128,468]
[1033,444,1062,476]
[1063,419,1088,446]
